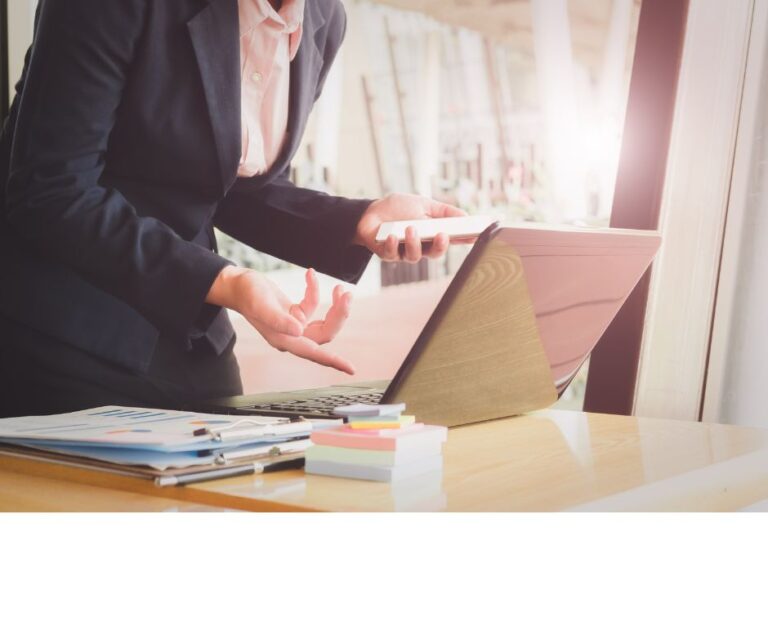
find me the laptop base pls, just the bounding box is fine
[203,381,390,419]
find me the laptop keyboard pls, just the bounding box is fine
[239,391,384,416]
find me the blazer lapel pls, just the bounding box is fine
[187,0,241,191]
[187,0,328,190]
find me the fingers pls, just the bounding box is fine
[423,232,449,259]
[288,268,320,325]
[376,229,450,262]
[230,271,303,337]
[424,199,468,219]
[257,308,303,338]
[375,228,424,263]
[376,234,400,262]
[304,287,352,345]
[289,304,307,325]
[402,226,422,263]
[299,268,320,319]
[276,334,356,375]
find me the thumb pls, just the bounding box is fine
[425,199,468,219]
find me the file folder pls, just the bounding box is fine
[0,406,323,486]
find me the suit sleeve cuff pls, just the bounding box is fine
[153,243,233,340]
[314,197,374,284]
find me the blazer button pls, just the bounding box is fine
[251,71,263,83]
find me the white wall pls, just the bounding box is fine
[704,0,768,429]
[633,0,755,421]
[6,0,36,98]
[718,145,768,428]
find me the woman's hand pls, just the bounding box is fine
[353,193,468,263]
[206,266,354,374]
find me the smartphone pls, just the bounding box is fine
[374,215,499,244]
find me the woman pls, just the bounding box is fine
[0,0,463,417]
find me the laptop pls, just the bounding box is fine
[204,222,661,426]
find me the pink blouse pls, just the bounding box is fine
[237,0,305,177]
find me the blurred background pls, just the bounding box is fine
[219,0,641,407]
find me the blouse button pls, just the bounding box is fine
[251,71,263,83]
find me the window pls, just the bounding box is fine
[224,0,642,404]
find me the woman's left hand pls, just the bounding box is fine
[353,193,467,264]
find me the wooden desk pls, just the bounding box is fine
[2,410,768,511]
[0,469,226,512]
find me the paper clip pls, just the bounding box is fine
[211,420,312,443]
[213,442,309,466]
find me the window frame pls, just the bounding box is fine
[584,0,690,415]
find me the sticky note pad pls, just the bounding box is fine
[310,424,446,451]
[333,403,406,418]
[305,455,444,482]
[348,415,417,430]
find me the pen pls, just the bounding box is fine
[217,422,312,442]
[212,438,312,464]
[154,456,306,487]
[195,420,312,442]
[191,416,293,438]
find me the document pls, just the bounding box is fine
[0,406,310,452]
[0,407,321,483]
[12,437,312,471]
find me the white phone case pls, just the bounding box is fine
[374,215,498,243]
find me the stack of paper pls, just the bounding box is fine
[304,403,447,482]
[0,406,332,471]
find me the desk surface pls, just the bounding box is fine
[2,409,768,511]
[0,468,226,512]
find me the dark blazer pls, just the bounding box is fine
[0,0,372,373]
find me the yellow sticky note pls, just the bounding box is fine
[348,415,416,430]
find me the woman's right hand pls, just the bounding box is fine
[206,265,355,374]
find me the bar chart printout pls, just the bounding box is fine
[0,407,292,451]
